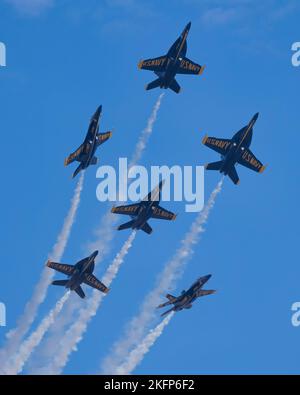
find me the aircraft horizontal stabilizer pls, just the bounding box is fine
[228,166,240,185]
[117,220,135,231]
[145,78,162,91]
[205,161,223,171]
[90,156,98,165]
[169,78,181,94]
[52,280,68,287]
[75,286,85,299]
[141,222,153,235]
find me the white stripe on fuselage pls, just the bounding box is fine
[175,31,188,63]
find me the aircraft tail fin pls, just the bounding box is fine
[145,78,162,91]
[169,78,181,94]
[74,286,85,299]
[117,220,135,231]
[228,166,240,185]
[52,280,68,287]
[141,222,153,235]
[205,160,224,171]
[72,163,83,178]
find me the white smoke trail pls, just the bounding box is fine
[115,312,174,375]
[34,231,137,375]
[0,292,71,375]
[29,94,164,373]
[128,93,164,170]
[101,179,223,374]
[0,173,85,365]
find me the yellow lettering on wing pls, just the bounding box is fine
[143,57,166,68]
[180,59,200,73]
[242,151,262,170]
[153,208,172,219]
[206,138,230,151]
[120,206,137,213]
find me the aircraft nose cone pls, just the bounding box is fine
[203,274,212,281]
[186,22,191,30]
[92,250,99,258]
[253,112,259,121]
[159,179,165,189]
[95,105,102,115]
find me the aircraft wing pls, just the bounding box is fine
[202,135,232,155]
[151,206,177,221]
[83,273,109,294]
[138,56,168,72]
[96,131,112,146]
[197,290,215,297]
[64,145,85,166]
[177,57,205,75]
[238,149,266,173]
[157,294,177,308]
[111,204,140,216]
[46,261,75,276]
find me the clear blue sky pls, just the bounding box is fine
[0,0,299,374]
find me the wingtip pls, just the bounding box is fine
[199,64,206,75]
[259,164,267,173]
[202,134,208,144]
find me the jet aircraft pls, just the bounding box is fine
[64,105,112,178]
[46,250,109,299]
[157,275,215,317]
[138,22,205,93]
[202,113,266,184]
[111,180,177,234]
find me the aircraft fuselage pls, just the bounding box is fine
[220,114,257,175]
[65,252,97,290]
[159,23,190,89]
[81,113,101,169]
[173,274,212,311]
[131,201,157,229]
